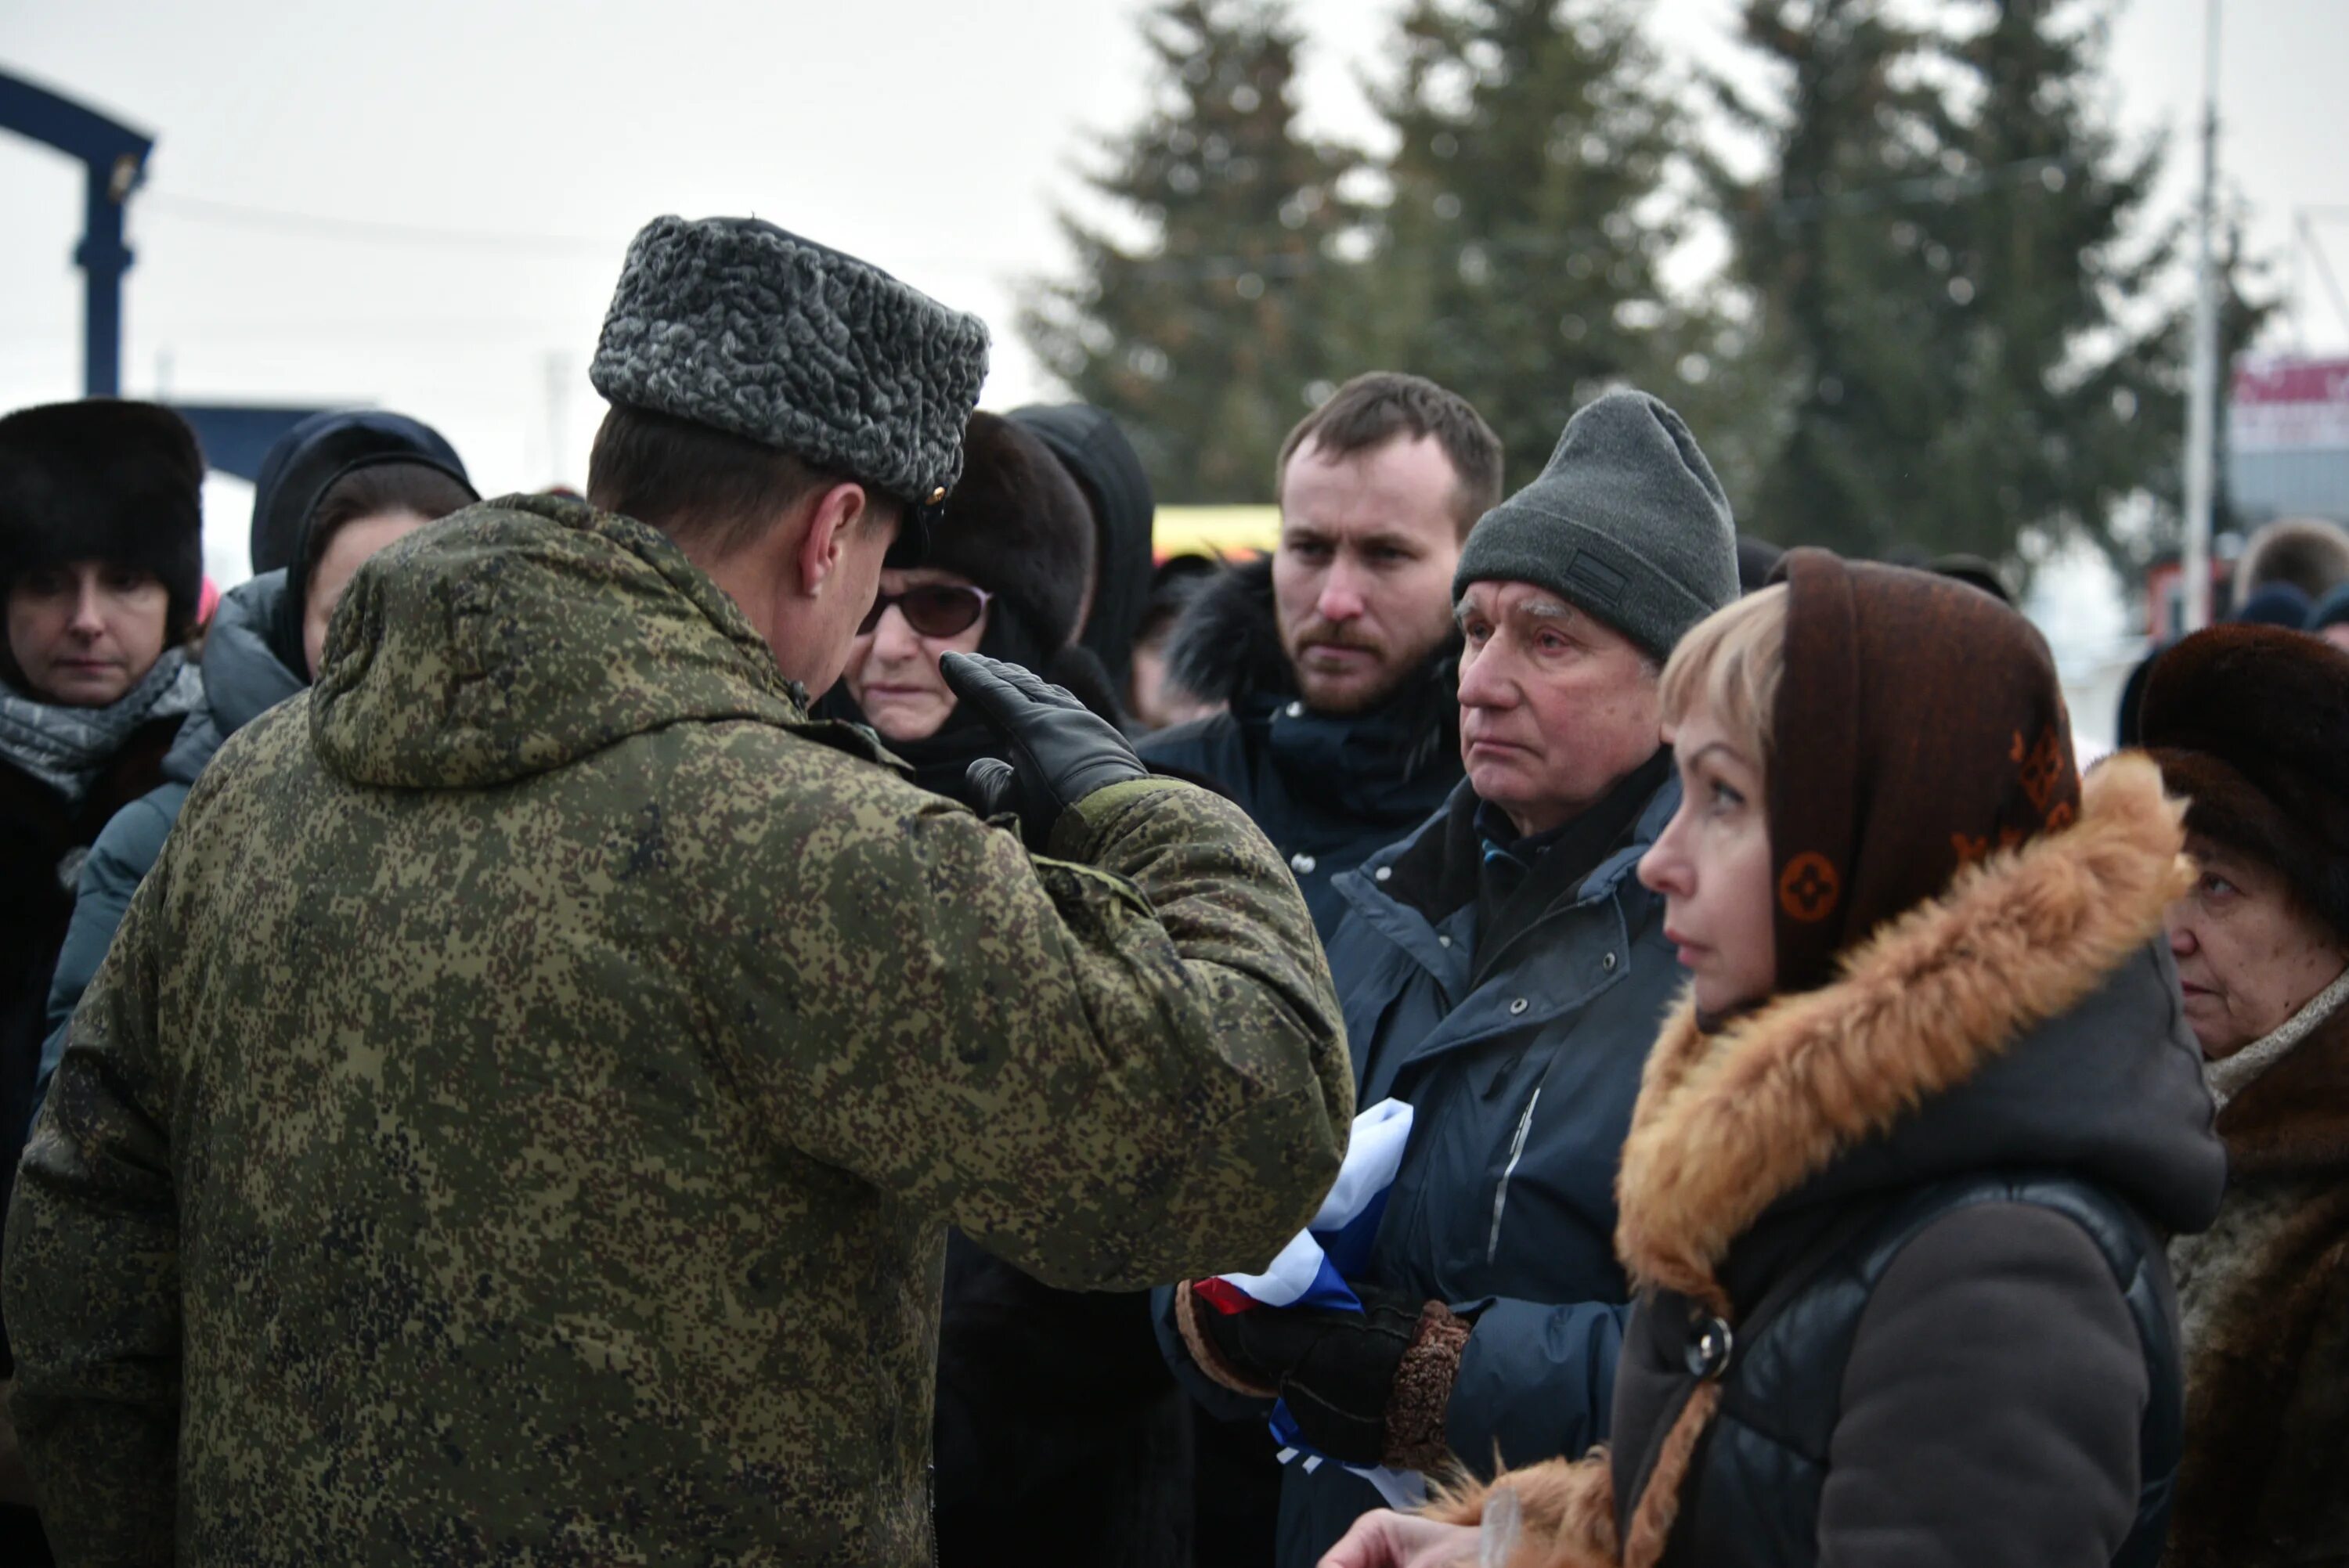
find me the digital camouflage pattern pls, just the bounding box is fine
[2,493,1351,1567]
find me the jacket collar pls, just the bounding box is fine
[2217,984,2349,1178]
[1615,754,2197,1317]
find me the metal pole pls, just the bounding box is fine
[76,157,132,397]
[2181,0,2222,633]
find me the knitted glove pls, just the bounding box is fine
[1176,1281,1470,1469]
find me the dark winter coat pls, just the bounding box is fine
[1427,755,2228,1568]
[2166,989,2349,1565]
[34,573,305,1110]
[1158,762,1683,1568]
[933,1234,1189,1568]
[1137,558,1462,940]
[0,706,184,1320]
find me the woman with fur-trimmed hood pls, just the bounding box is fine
[1326,550,2226,1568]
[2140,625,2349,1566]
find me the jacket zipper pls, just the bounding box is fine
[1488,1087,1542,1263]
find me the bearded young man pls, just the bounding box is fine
[1139,373,1503,940]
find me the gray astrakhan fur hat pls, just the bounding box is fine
[590,215,990,506]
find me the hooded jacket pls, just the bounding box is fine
[2,493,1351,1567]
[1007,403,1156,691]
[33,571,306,1111]
[1427,756,2228,1568]
[30,403,474,1127]
[1138,558,1463,939]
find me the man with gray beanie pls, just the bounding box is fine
[1162,389,1737,1567]
[5,214,1351,1567]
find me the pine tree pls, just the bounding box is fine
[1358,0,1705,481]
[1921,0,2181,566]
[1701,0,1961,558]
[1019,0,1367,502]
[1708,0,2271,570]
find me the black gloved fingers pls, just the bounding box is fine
[962,758,1019,820]
[939,651,1084,725]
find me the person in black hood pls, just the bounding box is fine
[1138,373,1501,941]
[247,408,471,576]
[1007,402,1156,697]
[31,409,477,1120]
[1328,554,2227,1568]
[819,411,1189,1567]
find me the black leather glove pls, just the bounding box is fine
[1183,1281,1428,1466]
[940,652,1149,849]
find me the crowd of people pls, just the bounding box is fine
[0,211,2343,1568]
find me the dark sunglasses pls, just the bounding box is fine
[857,582,994,639]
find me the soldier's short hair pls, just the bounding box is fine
[1275,373,1504,539]
[586,402,900,556]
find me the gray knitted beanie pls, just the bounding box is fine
[1452,389,1737,658]
[590,215,990,504]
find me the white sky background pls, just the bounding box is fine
[3,0,2345,630]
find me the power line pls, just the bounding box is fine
[138,191,620,255]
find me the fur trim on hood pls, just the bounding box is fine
[1164,556,1294,705]
[1425,753,2210,1567]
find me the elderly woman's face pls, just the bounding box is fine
[2167,833,2349,1059]
[842,568,990,744]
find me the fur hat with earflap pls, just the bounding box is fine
[920,412,1097,675]
[0,399,207,643]
[2140,623,2349,944]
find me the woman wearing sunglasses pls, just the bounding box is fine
[820,411,1178,1567]
[828,411,1123,803]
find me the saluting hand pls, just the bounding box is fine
[940,651,1149,849]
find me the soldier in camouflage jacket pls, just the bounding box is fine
[4,215,1351,1567]
[4,492,1351,1566]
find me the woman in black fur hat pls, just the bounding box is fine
[829,409,1123,802]
[2141,625,2349,1566]
[824,411,1189,1568]
[0,398,207,1560]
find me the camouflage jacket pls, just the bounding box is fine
[2,495,1351,1566]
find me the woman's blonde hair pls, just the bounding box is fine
[1658,583,1789,768]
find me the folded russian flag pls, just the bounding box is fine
[1195,1098,1429,1510]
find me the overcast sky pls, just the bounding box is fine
[3,0,2345,590]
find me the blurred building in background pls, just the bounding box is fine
[2231,354,2349,521]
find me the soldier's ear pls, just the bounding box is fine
[795,481,870,599]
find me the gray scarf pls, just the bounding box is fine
[0,648,204,806]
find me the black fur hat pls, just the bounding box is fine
[922,412,1095,657]
[0,399,206,639]
[2142,624,2349,943]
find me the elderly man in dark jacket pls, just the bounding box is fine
[1162,390,1740,1568]
[1139,373,1503,939]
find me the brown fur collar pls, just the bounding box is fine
[1423,754,2192,1568]
[2218,1000,2349,1179]
[1615,752,2190,1315]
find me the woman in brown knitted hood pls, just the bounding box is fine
[1324,550,2225,1568]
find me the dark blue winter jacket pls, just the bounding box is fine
[34,571,303,1105]
[1159,764,1686,1567]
